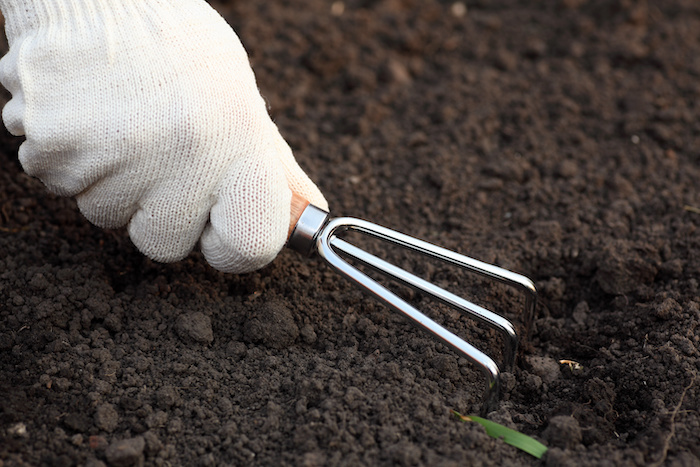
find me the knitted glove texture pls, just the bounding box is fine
[0,0,327,273]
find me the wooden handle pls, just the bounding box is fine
[288,191,310,239]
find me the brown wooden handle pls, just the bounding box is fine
[288,191,310,239]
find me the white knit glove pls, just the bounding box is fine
[0,0,327,273]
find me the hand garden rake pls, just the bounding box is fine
[288,202,537,415]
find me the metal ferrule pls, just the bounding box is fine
[287,204,329,256]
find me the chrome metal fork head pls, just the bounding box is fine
[288,204,537,415]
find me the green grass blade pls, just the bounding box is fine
[452,411,548,459]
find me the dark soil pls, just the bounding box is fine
[2,0,700,465]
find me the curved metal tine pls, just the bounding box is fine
[337,219,538,337]
[316,225,501,415]
[330,236,518,370]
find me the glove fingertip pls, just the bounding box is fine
[200,220,287,274]
[2,96,26,136]
[127,207,206,264]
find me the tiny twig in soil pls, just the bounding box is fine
[649,375,696,467]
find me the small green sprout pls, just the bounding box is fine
[452,410,548,459]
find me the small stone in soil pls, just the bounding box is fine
[175,311,214,344]
[105,436,145,467]
[94,403,119,433]
[244,300,299,349]
[526,356,562,384]
[543,415,583,450]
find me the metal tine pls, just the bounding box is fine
[330,236,519,370]
[315,226,501,415]
[329,218,538,339]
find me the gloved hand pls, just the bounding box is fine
[0,0,327,273]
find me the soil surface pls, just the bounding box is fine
[2,0,700,465]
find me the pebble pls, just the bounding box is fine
[595,240,659,295]
[142,430,163,455]
[244,300,299,349]
[155,385,181,409]
[95,403,119,432]
[89,435,109,450]
[300,324,317,344]
[525,356,562,384]
[8,422,28,438]
[105,436,145,467]
[175,312,214,345]
[543,415,582,450]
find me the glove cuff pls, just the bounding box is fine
[1,0,40,42]
[0,0,184,44]
[2,0,98,43]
